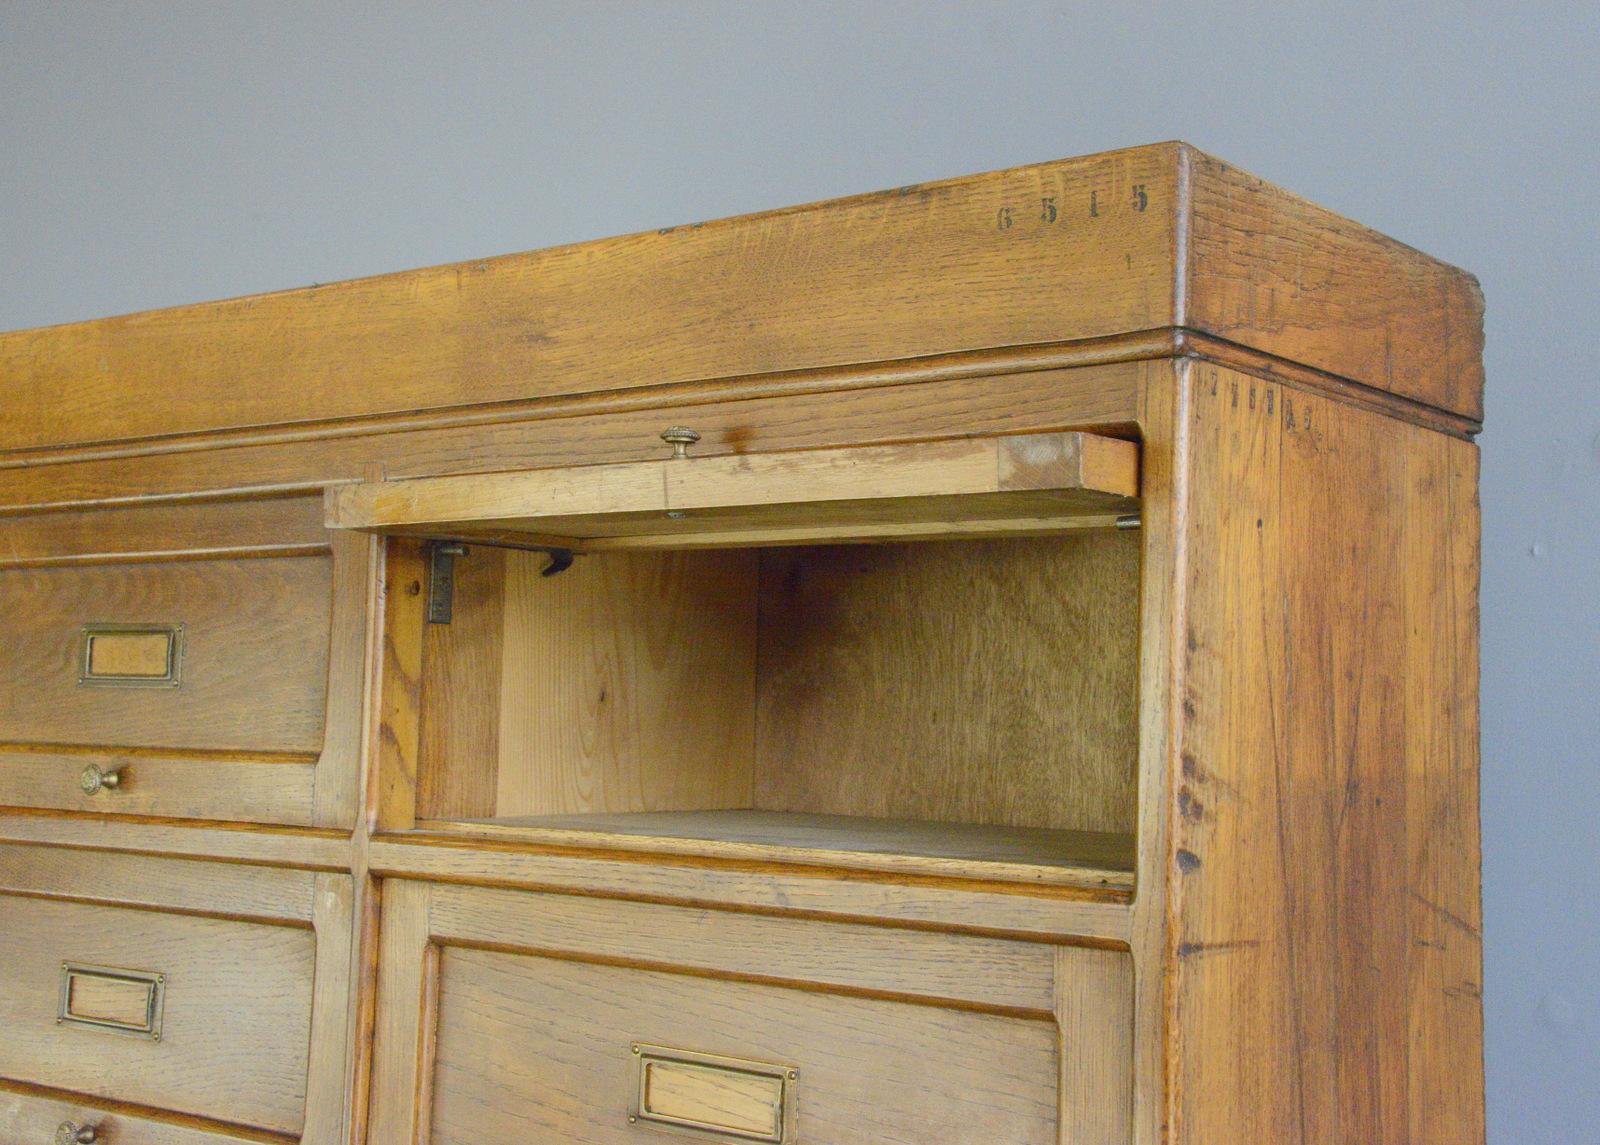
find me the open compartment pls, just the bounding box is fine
[340,431,1144,889]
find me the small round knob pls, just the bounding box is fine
[79,763,124,796]
[56,1123,98,1145]
[660,426,701,459]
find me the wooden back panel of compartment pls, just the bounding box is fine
[414,530,1139,835]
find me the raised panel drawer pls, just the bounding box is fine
[0,498,366,828]
[437,949,1056,1143]
[0,850,322,1138]
[0,556,331,752]
[371,881,1134,1145]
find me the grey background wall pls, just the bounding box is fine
[2,3,1594,1139]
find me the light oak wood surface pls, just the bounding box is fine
[367,834,1134,942]
[1163,363,1484,1144]
[0,814,352,871]
[0,750,319,826]
[0,555,331,754]
[397,527,1139,885]
[457,811,1134,890]
[430,948,1059,1144]
[0,507,367,830]
[0,843,318,922]
[365,880,1117,1145]
[0,145,1485,1145]
[1057,946,1135,1145]
[1184,151,1484,420]
[0,884,315,1135]
[0,496,328,568]
[754,533,1140,834]
[0,142,1479,462]
[0,1082,289,1145]
[491,549,758,817]
[0,356,1148,514]
[425,881,1061,1013]
[325,430,1140,549]
[0,846,358,1143]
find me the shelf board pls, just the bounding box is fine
[425,810,1136,893]
[326,431,1140,551]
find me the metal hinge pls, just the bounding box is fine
[426,542,467,624]
[425,539,576,624]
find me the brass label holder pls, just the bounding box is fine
[630,1043,797,1142]
[78,623,183,688]
[57,962,166,1041]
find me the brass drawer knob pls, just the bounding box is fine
[661,426,700,459]
[79,763,125,796]
[55,1124,98,1145]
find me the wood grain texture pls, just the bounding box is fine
[1184,147,1484,421]
[0,143,1488,1145]
[0,814,351,871]
[406,532,1138,883]
[491,548,758,817]
[374,540,428,831]
[368,836,1133,942]
[0,751,318,825]
[326,431,1139,550]
[1056,947,1134,1145]
[310,530,373,830]
[429,946,1059,1144]
[364,881,433,1145]
[0,848,357,1143]
[0,503,362,830]
[0,358,1145,514]
[756,533,1141,835]
[0,895,314,1135]
[427,881,1058,1013]
[0,1082,287,1145]
[0,842,317,922]
[414,545,505,820]
[1166,363,1483,1144]
[1127,359,1183,1145]
[0,496,327,567]
[303,873,358,1145]
[465,811,1134,891]
[0,145,1179,454]
[0,555,331,753]
[0,144,1480,464]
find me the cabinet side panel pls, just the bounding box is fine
[1169,363,1482,1144]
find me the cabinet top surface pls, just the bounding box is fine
[0,141,1483,456]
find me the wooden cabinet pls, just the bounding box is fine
[0,143,1485,1144]
[0,498,366,829]
[0,845,355,1142]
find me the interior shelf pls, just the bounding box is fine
[353,431,1146,892]
[425,811,1137,892]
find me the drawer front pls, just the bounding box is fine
[371,882,1135,1145]
[434,949,1057,1143]
[0,1086,267,1145]
[0,894,316,1136]
[0,553,332,824]
[0,556,331,753]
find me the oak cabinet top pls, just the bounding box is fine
[0,142,1482,457]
